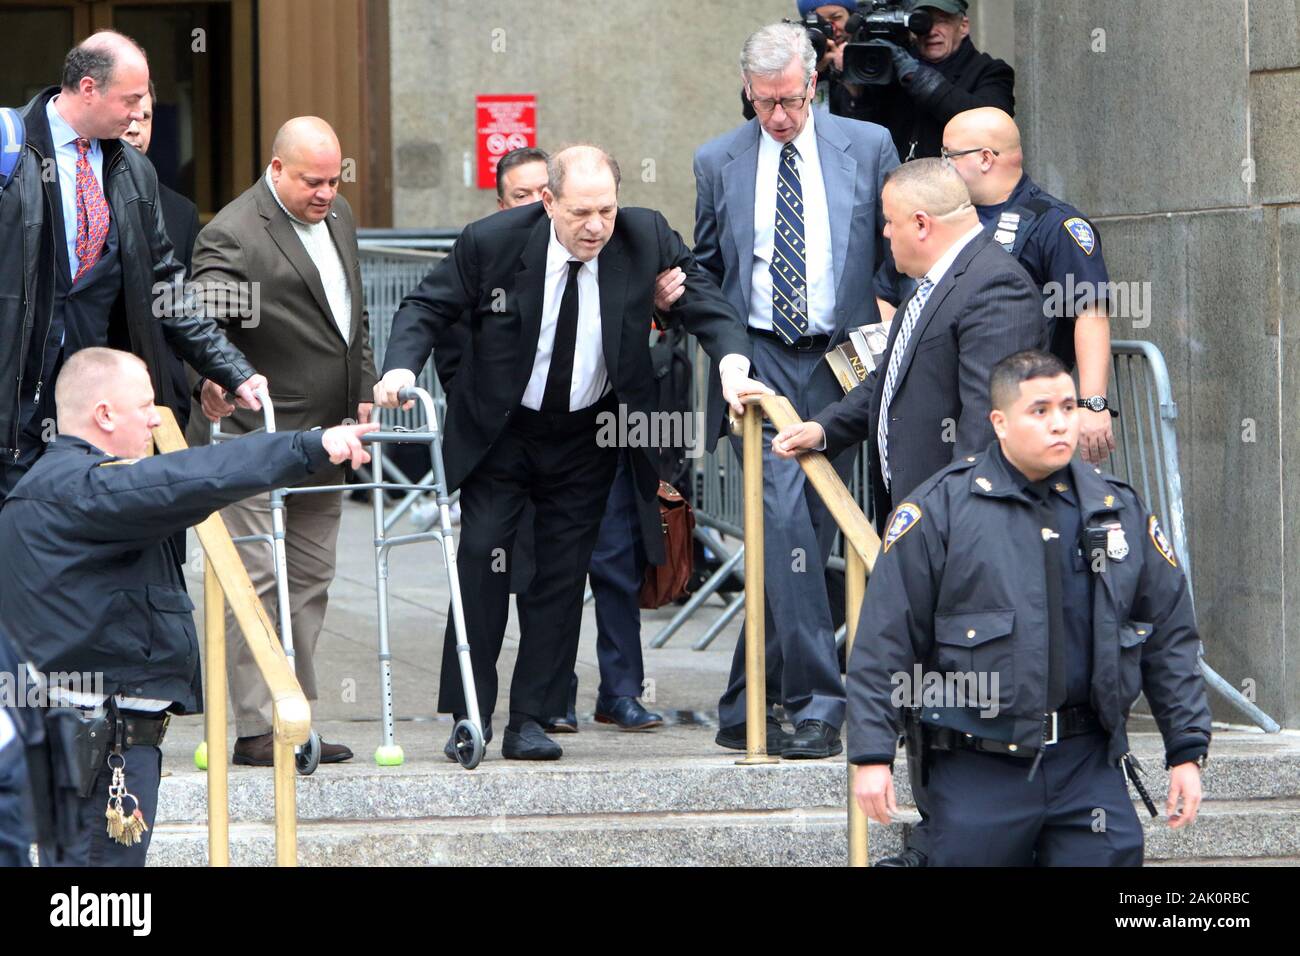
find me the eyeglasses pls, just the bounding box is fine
[747,85,813,115]
[941,146,1000,160]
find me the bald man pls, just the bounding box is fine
[942,107,1115,463]
[0,30,267,496]
[185,116,377,767]
[0,347,373,865]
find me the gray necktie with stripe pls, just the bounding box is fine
[877,276,935,490]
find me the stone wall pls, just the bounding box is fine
[1017,0,1298,727]
[389,0,792,237]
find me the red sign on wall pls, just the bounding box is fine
[476,94,537,190]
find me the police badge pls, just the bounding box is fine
[1063,217,1096,255]
[883,503,922,553]
[1102,521,1128,561]
[1148,515,1178,567]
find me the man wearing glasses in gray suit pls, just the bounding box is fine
[693,21,900,759]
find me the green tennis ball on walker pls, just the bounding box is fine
[374,744,404,766]
[194,741,209,771]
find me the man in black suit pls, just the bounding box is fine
[774,156,1044,527]
[122,81,199,431]
[375,145,762,760]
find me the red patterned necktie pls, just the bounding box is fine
[73,138,110,283]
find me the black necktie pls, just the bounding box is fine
[1028,481,1068,713]
[542,260,583,413]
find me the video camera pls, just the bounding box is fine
[840,1,933,86]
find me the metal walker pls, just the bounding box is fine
[207,385,485,773]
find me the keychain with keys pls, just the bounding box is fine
[104,750,149,846]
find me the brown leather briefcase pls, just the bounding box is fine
[639,481,695,609]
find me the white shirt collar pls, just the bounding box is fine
[923,221,984,287]
[758,108,817,159]
[264,165,316,227]
[546,222,600,278]
[46,95,90,150]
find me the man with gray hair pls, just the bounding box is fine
[694,21,899,759]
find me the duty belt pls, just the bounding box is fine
[117,711,171,748]
[926,703,1102,759]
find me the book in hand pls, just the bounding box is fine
[824,322,890,394]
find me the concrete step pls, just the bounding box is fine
[156,758,846,824]
[147,808,850,866]
[156,743,1300,825]
[145,798,1300,866]
[864,800,1300,863]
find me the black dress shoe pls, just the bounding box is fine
[502,719,562,761]
[873,847,928,867]
[594,695,663,731]
[715,716,792,753]
[544,673,580,734]
[781,719,843,759]
[443,716,493,762]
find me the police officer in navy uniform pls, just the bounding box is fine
[0,347,375,865]
[942,107,1117,465]
[849,350,1210,866]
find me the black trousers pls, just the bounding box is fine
[438,396,619,723]
[924,731,1143,867]
[38,742,162,868]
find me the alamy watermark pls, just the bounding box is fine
[890,664,1001,718]
[151,279,262,328]
[1043,274,1153,329]
[595,403,707,459]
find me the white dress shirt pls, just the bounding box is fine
[46,96,104,280]
[749,110,836,335]
[265,167,352,343]
[520,225,609,411]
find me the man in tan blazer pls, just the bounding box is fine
[187,116,376,765]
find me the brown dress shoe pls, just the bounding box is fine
[319,740,353,763]
[232,733,354,765]
[232,732,275,766]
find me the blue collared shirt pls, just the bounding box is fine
[45,95,104,279]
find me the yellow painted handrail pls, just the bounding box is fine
[736,397,879,866]
[153,408,306,867]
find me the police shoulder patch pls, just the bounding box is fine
[1147,515,1177,568]
[883,503,922,553]
[1064,217,1096,256]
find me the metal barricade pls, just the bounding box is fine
[1109,341,1278,732]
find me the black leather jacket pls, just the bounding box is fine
[0,88,255,461]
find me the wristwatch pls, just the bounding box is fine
[1080,395,1118,417]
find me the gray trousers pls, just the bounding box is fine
[223,488,342,738]
[718,333,854,728]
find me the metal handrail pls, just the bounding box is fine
[151,405,308,867]
[736,396,877,868]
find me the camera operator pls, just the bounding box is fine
[794,2,875,121]
[810,1,1014,162]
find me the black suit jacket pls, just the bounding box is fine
[814,232,1045,528]
[158,181,200,274]
[382,202,751,499]
[157,181,200,430]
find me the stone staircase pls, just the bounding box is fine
[146,724,1300,866]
